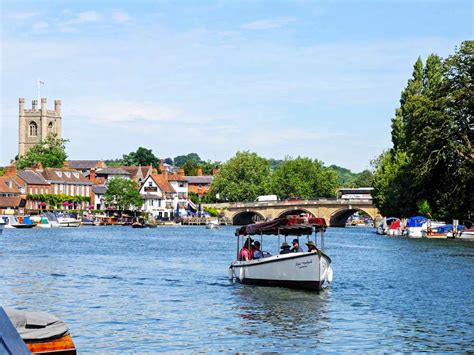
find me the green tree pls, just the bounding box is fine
[271,157,338,199]
[173,153,202,167]
[210,151,271,202]
[16,134,68,169]
[104,177,143,211]
[122,147,160,167]
[351,170,374,187]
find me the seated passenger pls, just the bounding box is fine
[280,242,291,254]
[306,240,317,252]
[239,237,253,261]
[291,238,303,253]
[252,241,263,259]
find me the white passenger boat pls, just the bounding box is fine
[229,216,332,291]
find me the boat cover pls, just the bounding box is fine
[388,219,401,229]
[406,216,428,227]
[235,217,326,236]
[4,308,70,341]
[434,224,464,233]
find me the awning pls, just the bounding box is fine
[235,217,326,236]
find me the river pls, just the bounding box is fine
[1,226,473,352]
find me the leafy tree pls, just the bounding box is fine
[417,199,432,217]
[183,160,198,176]
[16,134,68,169]
[104,177,143,211]
[329,165,356,185]
[211,151,271,202]
[164,157,173,165]
[351,170,374,187]
[122,147,160,167]
[271,157,338,199]
[173,153,202,167]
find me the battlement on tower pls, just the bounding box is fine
[18,97,62,156]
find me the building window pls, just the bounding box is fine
[29,122,38,136]
[179,182,185,188]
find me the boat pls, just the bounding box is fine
[132,221,146,228]
[57,213,81,227]
[228,216,333,291]
[31,215,53,228]
[405,216,428,238]
[0,215,36,229]
[206,218,220,229]
[387,219,402,237]
[0,218,5,234]
[422,223,451,239]
[376,217,400,235]
[3,307,76,354]
[81,216,100,226]
[457,227,474,241]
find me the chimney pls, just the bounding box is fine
[212,168,220,176]
[63,161,70,169]
[36,161,44,171]
[32,100,38,111]
[90,168,97,183]
[4,164,17,177]
[178,168,185,177]
[152,168,158,175]
[159,159,165,173]
[197,167,203,176]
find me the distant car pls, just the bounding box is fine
[285,196,301,201]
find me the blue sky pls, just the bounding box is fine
[0,0,471,171]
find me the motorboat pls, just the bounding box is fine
[421,221,448,239]
[405,216,428,238]
[132,221,146,228]
[0,215,36,229]
[2,306,76,354]
[228,216,333,291]
[206,218,220,229]
[387,219,402,237]
[31,215,53,228]
[457,227,474,241]
[81,216,100,226]
[376,217,400,235]
[57,213,81,227]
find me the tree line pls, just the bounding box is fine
[372,41,473,221]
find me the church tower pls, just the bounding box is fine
[18,97,62,156]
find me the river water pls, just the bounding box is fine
[1,226,473,352]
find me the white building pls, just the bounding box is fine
[139,174,178,220]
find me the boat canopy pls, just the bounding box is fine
[434,224,464,233]
[406,216,428,227]
[235,217,326,236]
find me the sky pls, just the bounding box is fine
[0,0,472,171]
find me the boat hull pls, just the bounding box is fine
[230,251,332,291]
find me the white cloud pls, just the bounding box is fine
[3,12,38,21]
[63,10,102,25]
[32,21,49,32]
[112,10,132,24]
[241,17,297,30]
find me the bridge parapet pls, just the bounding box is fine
[205,199,374,210]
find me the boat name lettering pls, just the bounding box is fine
[296,259,312,269]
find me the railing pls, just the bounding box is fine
[204,198,374,209]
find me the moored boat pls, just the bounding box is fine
[405,215,428,238]
[229,216,332,291]
[3,307,76,354]
[0,215,36,229]
[206,218,220,229]
[57,213,81,227]
[457,227,474,241]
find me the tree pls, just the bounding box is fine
[122,147,160,167]
[16,134,68,169]
[104,178,143,211]
[173,153,202,167]
[271,157,338,199]
[210,151,271,202]
[351,170,374,187]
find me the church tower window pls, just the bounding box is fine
[29,122,38,136]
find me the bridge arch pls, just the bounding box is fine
[330,207,375,227]
[232,210,265,225]
[277,208,315,219]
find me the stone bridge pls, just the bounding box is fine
[203,199,380,227]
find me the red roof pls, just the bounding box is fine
[150,174,176,193]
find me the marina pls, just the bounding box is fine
[1,226,473,352]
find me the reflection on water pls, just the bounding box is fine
[0,226,473,352]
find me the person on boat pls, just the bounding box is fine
[291,239,303,253]
[306,240,317,252]
[239,237,253,261]
[280,242,291,254]
[252,241,263,259]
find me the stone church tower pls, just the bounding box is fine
[18,97,62,156]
